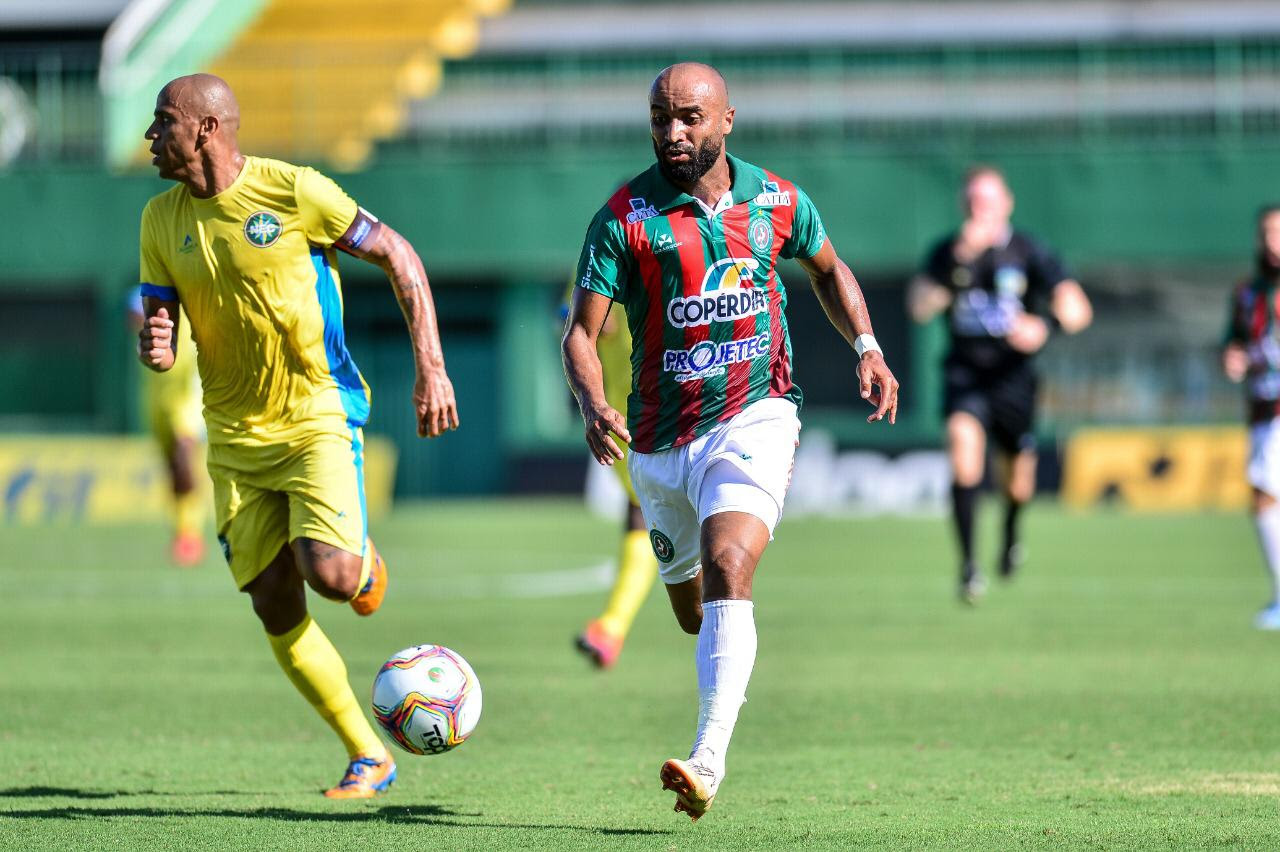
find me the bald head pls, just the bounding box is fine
[160,73,241,133]
[649,62,734,187]
[146,73,243,192]
[650,62,729,113]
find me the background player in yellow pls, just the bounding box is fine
[136,74,459,798]
[128,290,207,566]
[562,282,660,669]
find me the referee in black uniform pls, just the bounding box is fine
[909,165,1092,602]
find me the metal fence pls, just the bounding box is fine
[0,44,101,166]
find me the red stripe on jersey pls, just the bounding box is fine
[763,170,798,398]
[719,202,765,421]
[669,208,710,446]
[607,187,664,452]
[1252,289,1269,341]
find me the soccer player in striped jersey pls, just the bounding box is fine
[563,63,899,821]
[137,74,458,797]
[1224,205,1280,629]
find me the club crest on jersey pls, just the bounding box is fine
[995,266,1028,297]
[754,179,791,207]
[178,234,195,254]
[244,211,282,247]
[666,257,768,328]
[749,218,773,251]
[626,197,659,224]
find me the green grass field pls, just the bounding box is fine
[2,501,1277,850]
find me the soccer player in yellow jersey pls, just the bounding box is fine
[136,74,459,798]
[564,282,660,668]
[128,291,206,565]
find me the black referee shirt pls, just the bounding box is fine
[921,229,1068,373]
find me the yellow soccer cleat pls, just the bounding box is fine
[323,753,396,799]
[660,758,721,822]
[350,545,387,617]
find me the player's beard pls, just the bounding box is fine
[655,136,723,186]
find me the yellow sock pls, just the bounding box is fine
[173,491,204,538]
[350,539,374,600]
[597,529,659,638]
[267,615,385,759]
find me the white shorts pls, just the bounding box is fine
[628,398,801,585]
[1249,417,1280,497]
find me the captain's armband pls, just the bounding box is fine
[335,207,383,257]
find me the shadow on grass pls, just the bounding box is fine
[0,802,671,835]
[0,787,124,800]
[0,787,255,800]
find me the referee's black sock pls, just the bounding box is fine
[1001,499,1025,576]
[950,483,979,576]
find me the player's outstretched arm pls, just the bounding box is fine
[907,274,952,324]
[138,299,180,372]
[562,287,631,465]
[345,222,459,438]
[798,240,900,424]
[1051,279,1093,334]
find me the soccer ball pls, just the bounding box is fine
[371,645,482,755]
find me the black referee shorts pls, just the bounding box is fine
[943,362,1038,456]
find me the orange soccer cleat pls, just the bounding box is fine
[350,545,387,616]
[323,753,396,799]
[575,619,624,669]
[171,532,205,567]
[660,758,721,822]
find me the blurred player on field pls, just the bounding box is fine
[909,166,1091,603]
[1223,205,1280,630]
[128,289,206,565]
[564,63,898,821]
[562,281,660,669]
[136,74,458,797]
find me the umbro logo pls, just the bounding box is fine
[653,233,683,254]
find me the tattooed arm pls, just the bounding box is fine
[337,212,459,438]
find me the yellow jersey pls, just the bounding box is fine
[139,156,370,447]
[562,280,632,413]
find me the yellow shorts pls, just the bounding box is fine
[208,428,368,589]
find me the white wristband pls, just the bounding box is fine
[854,334,881,358]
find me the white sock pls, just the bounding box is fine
[1255,504,1280,606]
[690,599,757,776]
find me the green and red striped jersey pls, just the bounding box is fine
[575,154,827,453]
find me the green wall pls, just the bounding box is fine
[2,137,1276,492]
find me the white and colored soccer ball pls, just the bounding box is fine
[371,645,482,756]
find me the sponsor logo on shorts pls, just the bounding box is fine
[244,211,282,247]
[749,218,772,251]
[663,332,771,383]
[649,529,675,563]
[626,197,659,224]
[667,257,768,328]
